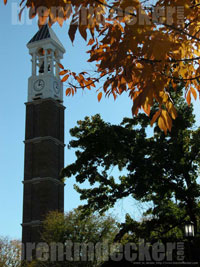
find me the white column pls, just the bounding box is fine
[44,49,48,74]
[32,53,36,76]
[56,57,60,78]
[50,50,54,74]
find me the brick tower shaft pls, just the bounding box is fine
[22,25,65,252]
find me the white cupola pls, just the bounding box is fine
[27,24,66,102]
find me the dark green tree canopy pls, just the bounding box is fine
[61,84,200,240]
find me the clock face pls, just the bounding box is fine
[34,79,45,91]
[53,81,60,94]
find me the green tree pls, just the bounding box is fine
[61,83,200,243]
[42,208,118,244]
[29,208,119,267]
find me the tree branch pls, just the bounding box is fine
[67,72,107,89]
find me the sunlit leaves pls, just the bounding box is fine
[58,62,64,69]
[66,87,76,96]
[61,74,69,82]
[191,87,197,100]
[97,92,102,102]
[151,110,161,127]
[186,89,192,106]
[59,69,99,98]
[158,110,172,134]
[59,70,68,75]
[5,0,200,132]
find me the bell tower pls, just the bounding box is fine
[27,24,65,102]
[22,25,66,250]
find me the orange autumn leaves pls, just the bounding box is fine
[4,0,200,133]
[58,62,101,99]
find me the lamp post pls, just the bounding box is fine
[185,221,195,238]
[184,221,195,262]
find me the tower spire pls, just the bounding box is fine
[26,25,65,102]
[28,24,65,53]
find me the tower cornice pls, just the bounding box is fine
[22,177,65,186]
[24,136,65,147]
[25,97,66,109]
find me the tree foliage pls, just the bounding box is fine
[60,83,200,241]
[0,236,21,267]
[4,0,200,132]
[28,208,119,267]
[42,208,118,245]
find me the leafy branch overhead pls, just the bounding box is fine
[4,0,200,132]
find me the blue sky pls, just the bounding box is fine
[1,1,200,240]
[0,1,136,240]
